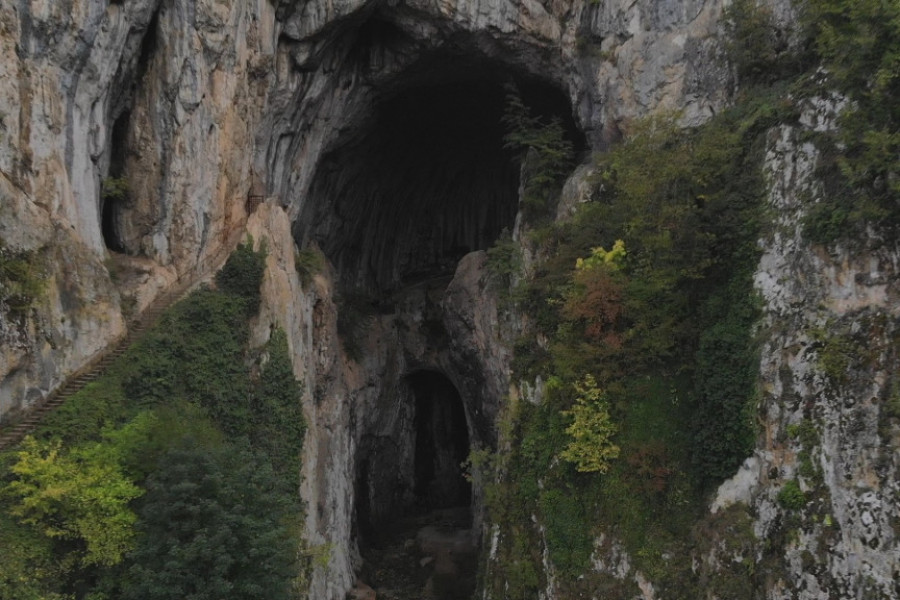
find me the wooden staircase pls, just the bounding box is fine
[0,283,186,450]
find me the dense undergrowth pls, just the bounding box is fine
[482,0,899,596]
[0,241,309,600]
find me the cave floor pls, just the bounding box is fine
[358,507,478,600]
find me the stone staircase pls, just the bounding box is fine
[0,282,186,451]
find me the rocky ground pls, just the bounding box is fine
[354,507,479,600]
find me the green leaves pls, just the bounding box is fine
[560,375,620,473]
[502,85,575,222]
[216,238,268,314]
[799,0,900,240]
[5,437,142,567]
[123,441,301,600]
[0,240,45,314]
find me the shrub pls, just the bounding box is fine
[122,441,301,600]
[295,246,325,287]
[799,0,900,241]
[216,238,267,314]
[502,85,575,222]
[4,437,142,567]
[0,240,44,314]
[101,177,130,205]
[560,375,620,473]
[777,479,807,510]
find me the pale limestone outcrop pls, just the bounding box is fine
[0,0,271,414]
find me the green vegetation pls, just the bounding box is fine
[559,374,619,473]
[799,0,900,242]
[485,228,522,293]
[295,246,325,286]
[483,77,774,594]
[216,237,267,314]
[777,479,807,510]
[0,239,45,314]
[101,177,130,205]
[0,241,306,600]
[502,85,576,222]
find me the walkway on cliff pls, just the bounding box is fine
[0,237,243,451]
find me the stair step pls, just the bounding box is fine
[0,258,224,449]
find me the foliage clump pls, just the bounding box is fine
[0,240,44,314]
[502,85,576,222]
[216,237,267,314]
[798,1,900,242]
[0,243,307,600]
[295,246,325,287]
[777,479,807,510]
[559,374,619,473]
[483,88,771,592]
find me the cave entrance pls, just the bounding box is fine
[101,110,130,253]
[357,370,477,599]
[299,51,583,291]
[411,371,472,511]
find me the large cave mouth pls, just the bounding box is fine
[300,52,584,291]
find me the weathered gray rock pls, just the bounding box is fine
[4,0,899,598]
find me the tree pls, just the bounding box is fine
[4,437,142,567]
[122,440,301,600]
[559,375,620,473]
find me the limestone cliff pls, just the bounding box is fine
[1,0,898,598]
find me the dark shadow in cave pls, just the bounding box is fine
[299,51,585,291]
[356,370,478,600]
[101,111,131,253]
[411,370,472,511]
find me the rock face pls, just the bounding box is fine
[3,0,898,598]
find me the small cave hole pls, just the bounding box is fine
[101,110,131,253]
[411,371,472,511]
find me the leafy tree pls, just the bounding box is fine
[0,510,65,600]
[502,84,575,221]
[560,375,620,473]
[4,437,142,567]
[250,328,307,492]
[216,238,268,314]
[122,440,301,600]
[800,0,900,240]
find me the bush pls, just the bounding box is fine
[559,375,620,473]
[295,246,325,287]
[0,240,44,314]
[502,85,575,222]
[216,238,267,314]
[777,479,807,510]
[122,441,301,600]
[799,0,900,241]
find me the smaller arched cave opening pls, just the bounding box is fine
[411,371,472,510]
[355,370,473,540]
[355,370,478,599]
[298,49,585,292]
[101,110,131,254]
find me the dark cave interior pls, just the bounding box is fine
[101,110,131,254]
[300,51,584,291]
[411,370,472,510]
